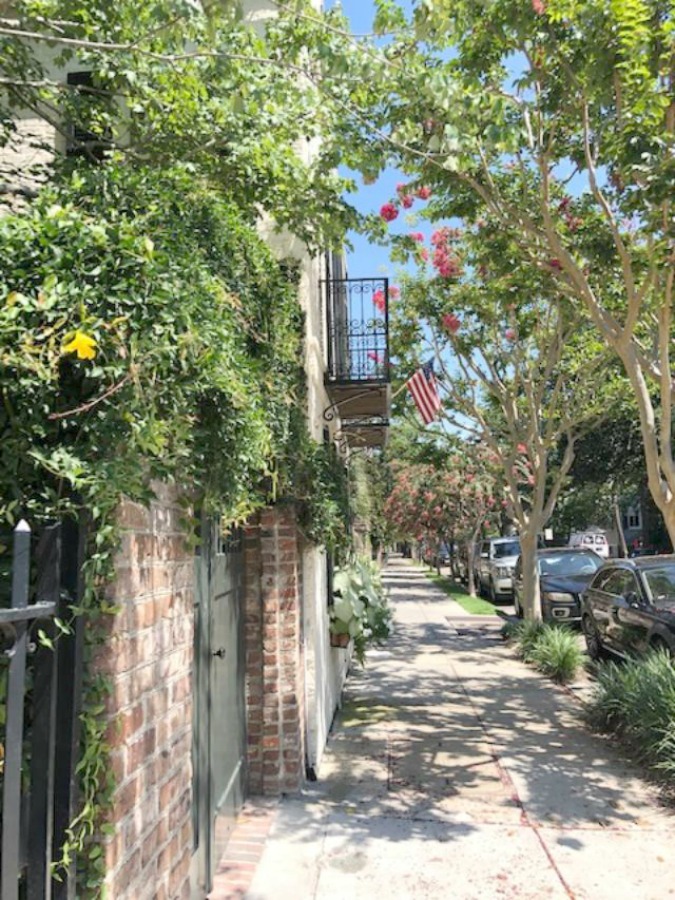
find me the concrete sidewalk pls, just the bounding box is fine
[236,558,675,899]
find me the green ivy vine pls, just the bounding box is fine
[0,160,351,894]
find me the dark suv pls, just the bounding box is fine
[581,556,675,659]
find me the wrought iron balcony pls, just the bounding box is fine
[323,276,391,447]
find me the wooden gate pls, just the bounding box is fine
[192,518,247,894]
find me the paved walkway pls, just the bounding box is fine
[219,557,675,900]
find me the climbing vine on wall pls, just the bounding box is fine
[0,160,349,893]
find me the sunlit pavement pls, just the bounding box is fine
[217,556,675,900]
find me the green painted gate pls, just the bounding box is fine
[192,518,247,895]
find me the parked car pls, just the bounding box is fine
[581,556,675,659]
[477,537,521,601]
[568,530,610,559]
[513,548,603,621]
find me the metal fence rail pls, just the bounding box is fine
[1,519,84,900]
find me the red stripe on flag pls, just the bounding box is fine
[407,365,441,425]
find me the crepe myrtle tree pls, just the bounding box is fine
[390,220,612,620]
[338,0,675,547]
[383,450,502,587]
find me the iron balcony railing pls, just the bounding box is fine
[323,277,390,384]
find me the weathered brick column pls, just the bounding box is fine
[244,505,305,795]
[94,485,194,900]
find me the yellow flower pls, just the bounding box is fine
[63,331,97,360]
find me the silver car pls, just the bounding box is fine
[477,537,521,601]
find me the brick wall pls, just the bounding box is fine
[94,484,194,900]
[244,506,305,796]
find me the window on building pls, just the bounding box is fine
[626,506,641,529]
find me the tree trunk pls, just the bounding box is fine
[466,537,477,597]
[519,527,542,621]
[613,495,628,558]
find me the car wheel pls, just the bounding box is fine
[582,614,604,660]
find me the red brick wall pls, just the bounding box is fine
[93,495,306,898]
[244,506,305,796]
[94,485,194,900]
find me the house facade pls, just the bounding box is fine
[0,3,391,898]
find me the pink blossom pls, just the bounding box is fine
[527,475,536,486]
[373,289,386,312]
[396,182,407,194]
[367,351,383,364]
[531,0,546,14]
[401,194,414,209]
[409,232,424,242]
[420,248,429,262]
[517,443,528,454]
[505,328,517,341]
[389,286,400,299]
[501,500,509,508]
[442,312,461,334]
[416,186,432,200]
[549,258,562,271]
[380,202,399,222]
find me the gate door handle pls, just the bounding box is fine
[212,647,227,659]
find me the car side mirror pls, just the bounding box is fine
[624,591,641,608]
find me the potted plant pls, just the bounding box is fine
[329,556,393,663]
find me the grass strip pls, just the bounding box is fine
[428,572,499,615]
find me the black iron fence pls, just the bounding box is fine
[1,519,84,900]
[324,277,390,383]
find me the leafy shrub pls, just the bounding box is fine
[513,620,546,663]
[507,621,583,683]
[585,650,675,779]
[331,556,393,664]
[528,627,584,684]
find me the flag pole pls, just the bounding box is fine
[391,380,410,401]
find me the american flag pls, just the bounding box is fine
[407,359,441,425]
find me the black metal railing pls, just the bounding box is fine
[324,277,390,383]
[1,519,84,900]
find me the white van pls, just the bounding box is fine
[568,531,609,559]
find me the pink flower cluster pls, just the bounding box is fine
[442,312,461,335]
[557,196,582,232]
[380,203,399,223]
[378,184,433,223]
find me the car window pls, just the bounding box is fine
[493,540,520,558]
[603,569,639,597]
[537,552,601,577]
[590,568,617,592]
[642,565,675,604]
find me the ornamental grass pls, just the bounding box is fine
[585,650,675,781]
[507,621,583,684]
